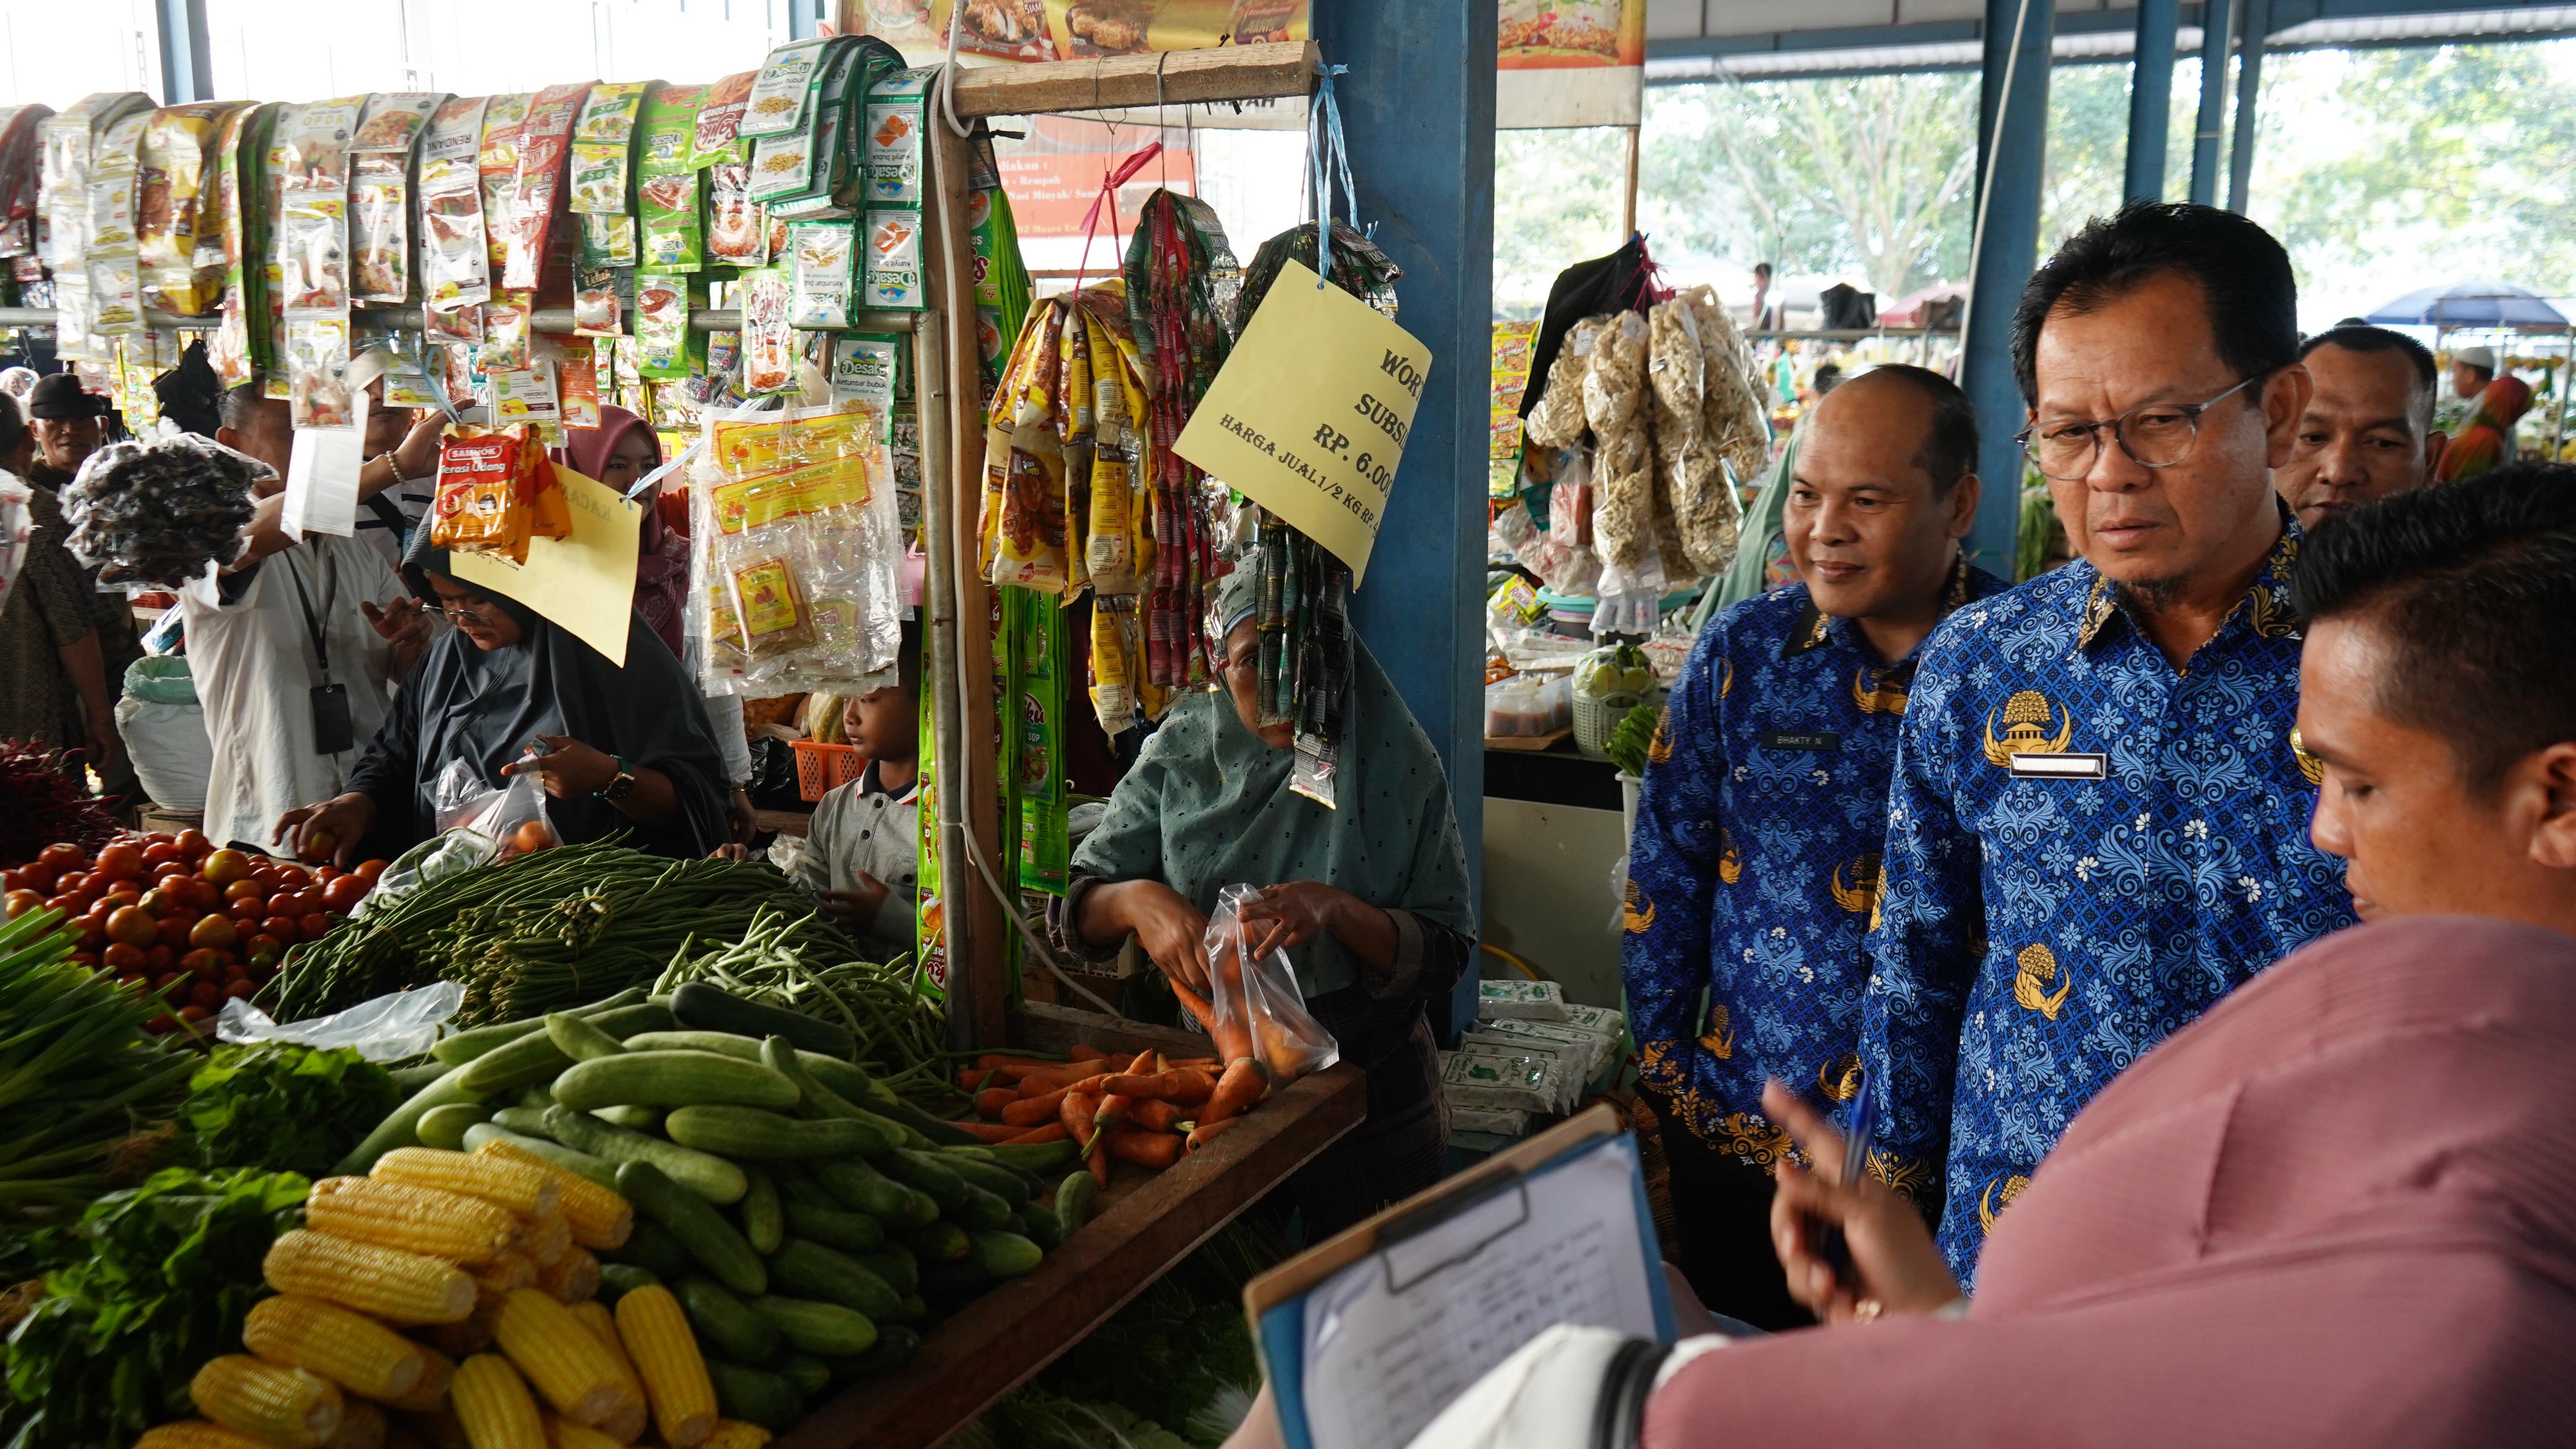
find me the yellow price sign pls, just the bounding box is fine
[446,466,645,666]
[1173,259,1432,586]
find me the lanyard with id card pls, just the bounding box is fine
[284,550,355,755]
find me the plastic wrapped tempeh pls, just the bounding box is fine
[1521,317,1600,451]
[1582,312,1648,435]
[1591,420,1655,571]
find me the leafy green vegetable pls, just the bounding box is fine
[180,1043,400,1178]
[0,907,195,1217]
[0,1167,309,1449]
[1035,1219,1284,1447]
[1604,700,1662,778]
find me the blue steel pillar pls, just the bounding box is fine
[2124,0,2180,204]
[1315,1,1497,1033]
[2189,0,2236,205]
[155,0,211,103]
[2225,0,2271,213]
[1962,0,2053,573]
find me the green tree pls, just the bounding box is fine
[1639,74,1978,297]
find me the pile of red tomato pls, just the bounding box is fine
[0,830,388,1033]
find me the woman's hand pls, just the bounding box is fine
[271,793,376,869]
[1103,880,1212,993]
[505,734,621,799]
[1237,880,1355,960]
[1762,1080,1962,1323]
[821,872,891,928]
[709,843,750,863]
[728,788,760,846]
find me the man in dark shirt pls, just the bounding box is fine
[1624,365,2004,1327]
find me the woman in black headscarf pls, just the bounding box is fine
[272,531,729,864]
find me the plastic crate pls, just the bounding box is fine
[790,739,866,802]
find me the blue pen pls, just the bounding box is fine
[1816,1089,1876,1285]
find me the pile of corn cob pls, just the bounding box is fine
[129,1146,774,1449]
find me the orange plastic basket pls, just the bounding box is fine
[790,739,866,802]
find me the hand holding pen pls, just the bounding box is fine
[1761,1079,1965,1323]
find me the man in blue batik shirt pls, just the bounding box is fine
[1624,365,2006,1327]
[1858,204,2356,1286]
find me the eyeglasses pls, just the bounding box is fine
[2017,375,2262,482]
[437,597,500,623]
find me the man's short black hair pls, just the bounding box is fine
[219,378,279,434]
[2293,462,2576,789]
[2299,324,2439,429]
[2010,201,2299,409]
[897,617,921,695]
[1754,261,1773,278]
[1842,363,1980,495]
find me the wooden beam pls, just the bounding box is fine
[950,40,1318,118]
[925,93,1009,1051]
[774,1064,1365,1449]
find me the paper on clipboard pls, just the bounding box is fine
[1281,1127,1666,1449]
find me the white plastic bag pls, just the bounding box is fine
[1201,883,1341,1082]
[116,695,212,810]
[216,981,465,1061]
[431,752,558,856]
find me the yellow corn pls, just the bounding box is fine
[381,1341,459,1415]
[189,1353,346,1449]
[426,1288,505,1360]
[450,1355,545,1449]
[590,1395,645,1447]
[243,1295,447,1406]
[327,1399,388,1449]
[493,1288,628,1428]
[537,1246,598,1304]
[543,1420,625,1449]
[518,1211,572,1268]
[561,1302,645,1445]
[307,1177,521,1266]
[474,1143,631,1250]
[612,1286,716,1449]
[375,1149,560,1219]
[264,1231,477,1326]
[469,1252,539,1295]
[133,1421,276,1449]
[702,1423,773,1449]
[563,1302,624,1364]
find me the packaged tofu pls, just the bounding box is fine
[1449,1105,1531,1138]
[1477,978,1571,1022]
[1441,1043,1572,1115]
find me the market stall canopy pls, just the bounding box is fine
[2364,281,2570,328]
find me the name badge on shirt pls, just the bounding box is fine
[2009,751,2107,780]
[1762,731,1840,752]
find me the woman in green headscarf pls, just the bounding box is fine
[1051,551,1477,1235]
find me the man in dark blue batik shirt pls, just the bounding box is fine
[1858,204,2356,1288]
[1624,365,2007,1327]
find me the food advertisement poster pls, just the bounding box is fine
[1174,259,1432,587]
[1498,0,1644,128]
[851,1,1306,58]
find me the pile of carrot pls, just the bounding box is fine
[944,1044,1274,1185]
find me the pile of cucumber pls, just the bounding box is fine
[342,984,1099,1429]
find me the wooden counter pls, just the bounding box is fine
[775,1007,1367,1449]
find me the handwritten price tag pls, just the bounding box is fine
[1174,259,1433,586]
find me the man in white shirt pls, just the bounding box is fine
[185,381,440,851]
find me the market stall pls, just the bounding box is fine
[0,17,1414,1449]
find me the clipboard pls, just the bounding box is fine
[1242,1105,1674,1449]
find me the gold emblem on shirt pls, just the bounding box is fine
[1700,1004,1734,1060]
[2289,724,2324,786]
[1648,708,1674,766]
[1715,1111,1791,1168]
[1719,659,1734,699]
[1622,878,1656,934]
[1718,829,1742,886]
[1851,666,1908,715]
[1817,1053,1863,1102]
[1978,1173,2030,1232]
[2013,943,2074,1020]
[1830,855,1882,915]
[1983,689,2074,768]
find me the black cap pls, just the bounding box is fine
[26,372,109,420]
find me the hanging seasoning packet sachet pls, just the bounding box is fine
[787,221,856,329]
[634,83,708,272]
[738,38,833,141]
[570,80,650,269]
[136,102,242,318]
[739,264,797,395]
[207,103,268,388]
[502,81,589,291]
[416,96,492,311]
[349,92,443,303]
[634,272,698,378]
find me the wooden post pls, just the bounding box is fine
[1618,124,1639,240]
[924,87,1008,1052]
